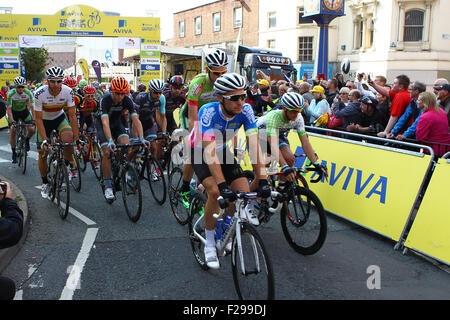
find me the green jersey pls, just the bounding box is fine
[180,73,217,129]
[6,88,34,112]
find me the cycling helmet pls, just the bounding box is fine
[64,77,77,88]
[137,84,146,92]
[169,75,184,86]
[281,92,305,111]
[205,48,229,69]
[360,95,378,107]
[14,76,26,86]
[46,66,64,80]
[78,80,88,89]
[83,85,96,95]
[110,76,129,94]
[148,79,164,93]
[214,73,247,95]
[92,81,99,89]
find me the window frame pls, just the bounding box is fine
[298,36,314,62]
[233,7,243,28]
[297,7,314,25]
[194,16,202,36]
[213,12,221,32]
[268,11,277,29]
[403,9,424,42]
[179,20,185,38]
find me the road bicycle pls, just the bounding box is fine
[46,130,76,220]
[100,143,144,222]
[77,129,102,181]
[188,192,275,300]
[13,119,34,175]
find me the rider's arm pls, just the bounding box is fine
[247,134,267,180]
[67,107,79,140]
[34,111,47,142]
[6,104,13,123]
[299,133,319,164]
[156,94,167,133]
[131,113,144,139]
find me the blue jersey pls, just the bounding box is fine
[189,102,258,150]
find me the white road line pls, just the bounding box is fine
[0,157,9,163]
[59,227,98,300]
[0,145,39,160]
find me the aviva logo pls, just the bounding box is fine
[29,18,47,32]
[32,18,41,26]
[118,20,127,28]
[114,19,132,33]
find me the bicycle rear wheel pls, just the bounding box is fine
[56,162,70,220]
[232,222,275,300]
[188,193,208,270]
[70,152,82,192]
[121,163,142,222]
[168,166,189,225]
[17,135,27,175]
[280,187,327,255]
[146,156,166,205]
[90,141,102,181]
[47,152,58,202]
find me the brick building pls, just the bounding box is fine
[167,0,259,51]
[46,44,75,70]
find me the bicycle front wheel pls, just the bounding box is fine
[168,166,189,225]
[280,187,327,255]
[188,193,208,270]
[17,136,27,175]
[90,141,102,181]
[56,162,70,220]
[232,222,274,300]
[146,156,166,205]
[121,163,142,222]
[70,152,82,192]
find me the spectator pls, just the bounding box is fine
[335,73,345,90]
[254,79,275,116]
[304,85,331,126]
[416,92,450,157]
[369,74,412,138]
[349,96,385,135]
[0,180,24,300]
[326,78,338,106]
[245,82,258,107]
[376,91,390,128]
[332,89,362,131]
[327,87,350,131]
[433,78,448,97]
[298,82,313,105]
[1,86,8,101]
[434,84,450,127]
[356,73,377,98]
[345,81,356,90]
[387,81,426,141]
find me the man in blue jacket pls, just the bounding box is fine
[332,89,363,131]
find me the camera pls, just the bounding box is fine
[0,182,6,194]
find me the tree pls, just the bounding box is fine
[21,48,49,82]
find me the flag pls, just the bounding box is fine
[78,59,90,82]
[92,60,102,83]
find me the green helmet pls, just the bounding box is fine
[78,80,88,89]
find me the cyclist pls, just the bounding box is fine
[134,79,167,159]
[92,81,104,101]
[6,76,36,163]
[96,76,148,201]
[77,79,88,97]
[164,75,186,135]
[257,92,328,188]
[189,73,271,269]
[179,48,229,209]
[132,83,146,101]
[79,86,99,134]
[34,67,80,198]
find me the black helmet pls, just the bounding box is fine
[360,95,378,107]
[169,75,184,86]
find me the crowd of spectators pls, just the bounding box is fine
[242,70,450,158]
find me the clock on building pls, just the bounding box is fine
[323,0,344,11]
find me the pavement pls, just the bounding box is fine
[0,174,30,272]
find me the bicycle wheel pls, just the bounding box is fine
[17,135,27,175]
[121,163,142,222]
[280,187,327,255]
[168,166,189,225]
[76,146,87,172]
[70,152,82,192]
[188,193,208,270]
[232,222,275,300]
[47,152,58,202]
[90,141,102,181]
[146,155,166,205]
[56,162,70,220]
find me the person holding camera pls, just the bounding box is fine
[0,181,24,300]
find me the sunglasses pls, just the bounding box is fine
[151,91,162,95]
[208,67,227,76]
[113,92,126,96]
[223,93,247,102]
[85,94,95,98]
[49,80,63,84]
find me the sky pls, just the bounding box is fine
[3,0,214,41]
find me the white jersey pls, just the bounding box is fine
[34,85,75,120]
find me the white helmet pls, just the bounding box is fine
[46,66,64,80]
[205,48,228,69]
[148,79,164,93]
[281,92,305,111]
[14,76,26,86]
[214,73,247,95]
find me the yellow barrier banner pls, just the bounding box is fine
[404,158,450,265]
[287,133,432,241]
[0,116,8,129]
[78,59,90,81]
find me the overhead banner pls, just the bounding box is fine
[19,35,43,48]
[78,58,90,81]
[0,5,160,85]
[118,37,140,50]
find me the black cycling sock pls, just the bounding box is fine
[181,180,190,192]
[42,176,49,184]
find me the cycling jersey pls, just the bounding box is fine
[98,93,137,129]
[189,102,258,150]
[257,110,306,137]
[79,99,99,115]
[164,90,185,111]
[6,88,34,112]
[134,92,166,121]
[34,85,75,120]
[180,73,217,129]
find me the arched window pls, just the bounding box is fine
[404,10,424,42]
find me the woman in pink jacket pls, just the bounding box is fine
[416,92,450,157]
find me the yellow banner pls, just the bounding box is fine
[78,59,89,81]
[404,158,450,265]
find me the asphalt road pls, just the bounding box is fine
[0,128,449,302]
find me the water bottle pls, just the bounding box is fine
[221,215,233,239]
[189,179,197,195]
[215,219,224,241]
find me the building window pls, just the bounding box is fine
[213,12,221,32]
[179,20,185,38]
[194,16,202,35]
[268,12,277,28]
[233,7,242,28]
[298,7,314,24]
[268,39,276,49]
[404,10,424,42]
[298,36,313,62]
